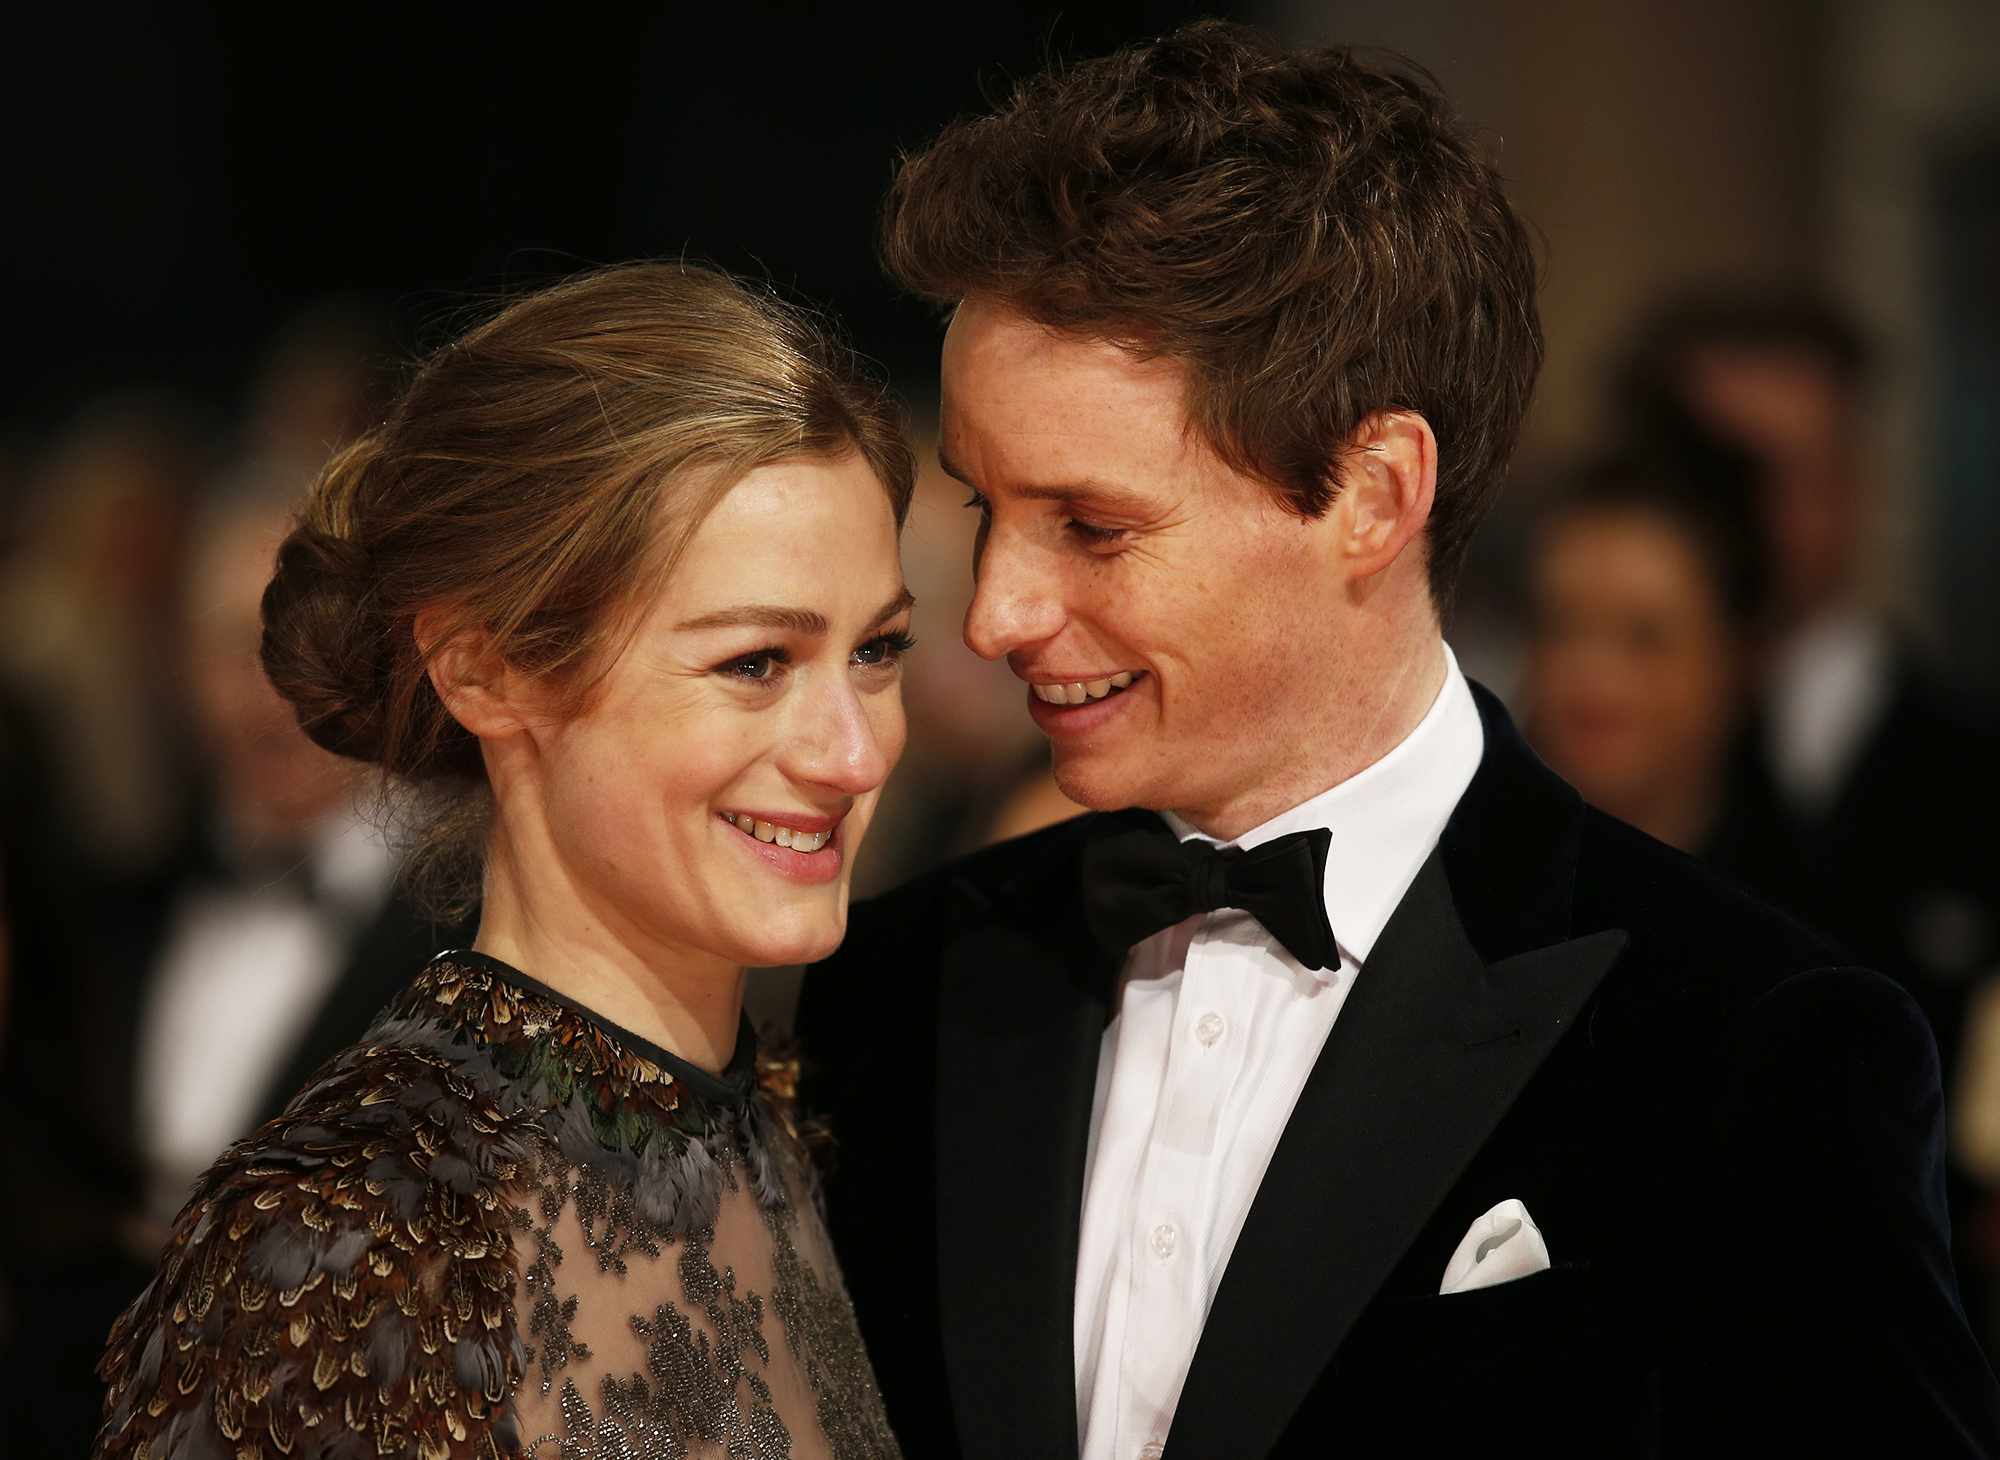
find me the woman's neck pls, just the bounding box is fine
[472,845,746,1074]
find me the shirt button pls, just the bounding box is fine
[1139,1446,1165,1460]
[1194,1010,1226,1047]
[1150,1222,1178,1259]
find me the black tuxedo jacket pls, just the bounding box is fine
[800,687,2000,1457]
[1743,651,2000,1087]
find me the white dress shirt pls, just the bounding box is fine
[1765,602,1891,818]
[1073,645,1486,1460]
[135,813,396,1223]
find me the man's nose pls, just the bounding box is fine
[962,531,1066,662]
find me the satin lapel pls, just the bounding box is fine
[934,867,1114,1460]
[1166,853,1627,1459]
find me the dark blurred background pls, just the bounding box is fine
[3,2,1997,1453]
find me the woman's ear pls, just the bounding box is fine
[415,606,532,741]
[1336,410,1438,580]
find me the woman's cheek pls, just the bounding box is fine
[877,694,911,775]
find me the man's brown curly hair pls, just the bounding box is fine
[882,20,1542,612]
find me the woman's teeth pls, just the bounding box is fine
[721,813,831,852]
[1032,671,1136,706]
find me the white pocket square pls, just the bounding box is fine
[1438,1198,1551,1295]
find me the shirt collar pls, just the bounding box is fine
[1161,643,1485,981]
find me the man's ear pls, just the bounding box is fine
[1336,410,1437,580]
[415,606,535,741]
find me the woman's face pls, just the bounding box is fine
[520,453,912,970]
[1525,508,1743,822]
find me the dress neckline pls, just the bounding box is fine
[439,948,759,1111]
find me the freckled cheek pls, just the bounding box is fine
[1141,581,1246,678]
[1070,583,1161,671]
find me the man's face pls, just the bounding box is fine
[184,506,351,849]
[1680,344,1861,621]
[939,299,1351,834]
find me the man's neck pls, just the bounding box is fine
[1174,635,1449,842]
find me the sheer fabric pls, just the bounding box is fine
[94,952,900,1460]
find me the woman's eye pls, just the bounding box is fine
[962,491,991,518]
[853,631,918,668]
[719,650,786,683]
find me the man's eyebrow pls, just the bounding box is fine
[674,588,914,637]
[935,451,1154,515]
[1009,481,1156,514]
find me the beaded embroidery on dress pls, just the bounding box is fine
[93,951,901,1460]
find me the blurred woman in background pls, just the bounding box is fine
[1523,430,1805,896]
[92,263,912,1460]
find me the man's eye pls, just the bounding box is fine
[1068,520,1127,546]
[853,631,918,668]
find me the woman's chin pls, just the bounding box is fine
[730,909,848,970]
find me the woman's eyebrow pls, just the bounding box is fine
[675,605,829,635]
[675,588,913,637]
[868,588,918,626]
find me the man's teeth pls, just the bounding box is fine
[722,813,830,852]
[1032,671,1136,705]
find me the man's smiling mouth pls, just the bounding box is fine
[1030,671,1143,705]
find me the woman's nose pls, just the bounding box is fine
[790,676,896,795]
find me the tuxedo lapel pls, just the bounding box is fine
[1168,689,1629,1458]
[1168,855,1625,1457]
[934,839,1117,1460]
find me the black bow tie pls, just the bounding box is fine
[1081,818,1337,970]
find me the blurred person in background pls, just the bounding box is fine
[235,295,401,492]
[1622,293,2000,1071]
[0,309,433,1458]
[3,479,452,1459]
[127,485,450,1227]
[1624,290,2000,1353]
[0,400,209,1460]
[0,398,205,890]
[1522,426,1806,897]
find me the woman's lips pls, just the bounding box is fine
[719,810,835,852]
[717,811,845,884]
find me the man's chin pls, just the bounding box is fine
[1050,755,1156,815]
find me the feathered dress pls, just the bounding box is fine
[92,950,902,1460]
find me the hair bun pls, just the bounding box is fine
[259,435,394,763]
